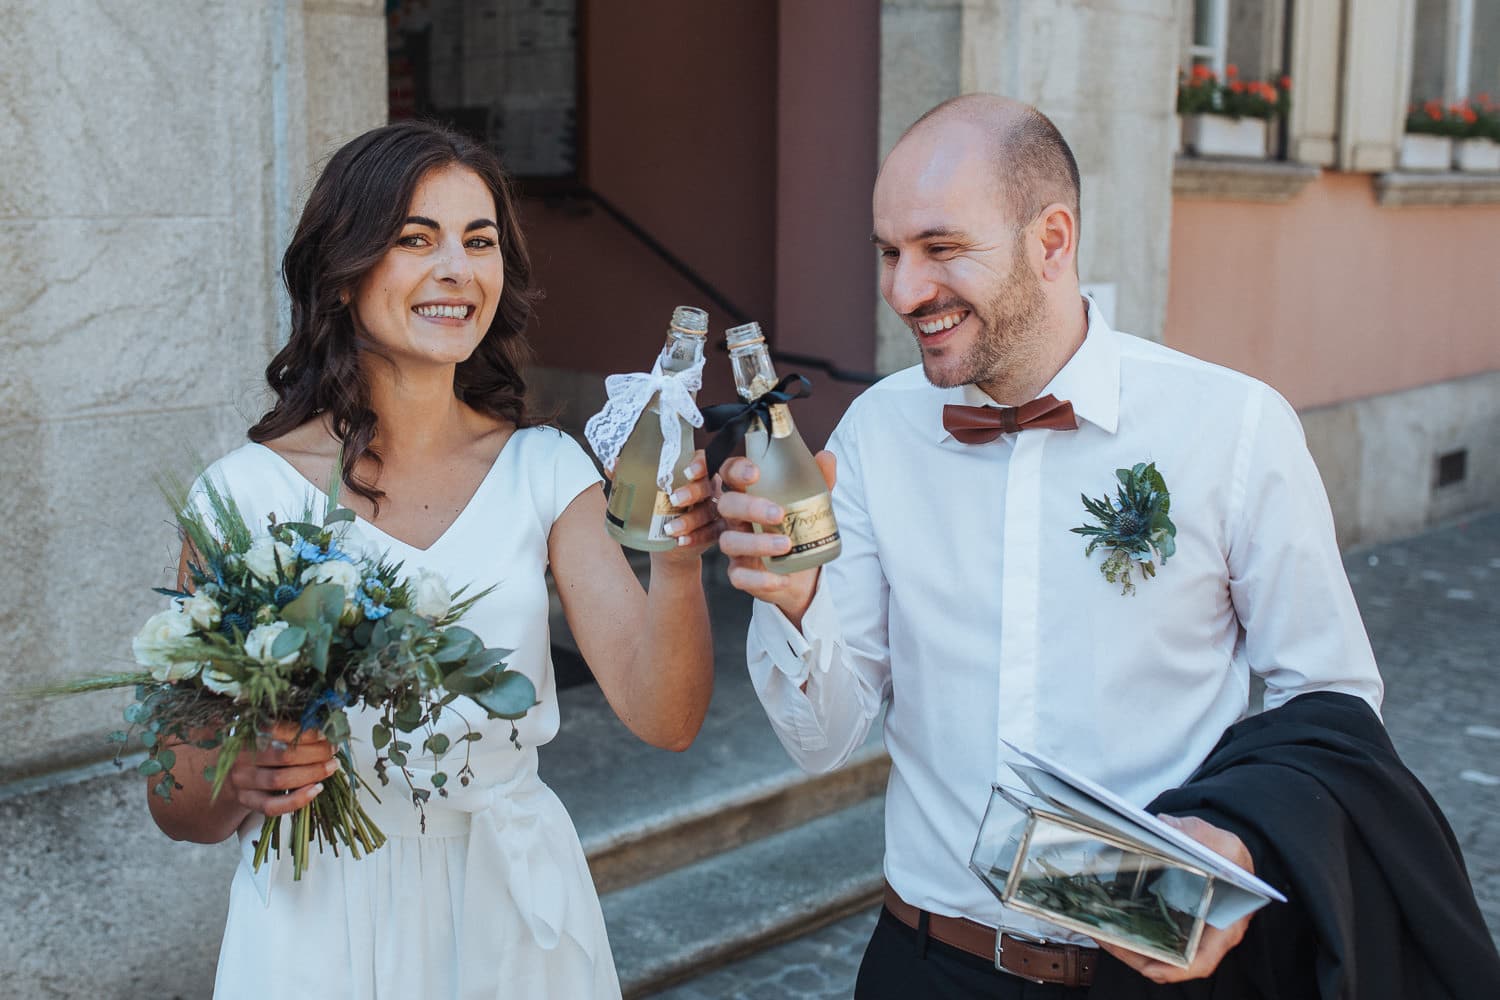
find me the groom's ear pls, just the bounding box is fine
[1033,202,1077,282]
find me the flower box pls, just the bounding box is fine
[1180,114,1267,159]
[1454,137,1500,173]
[1399,134,1454,171]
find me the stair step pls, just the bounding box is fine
[601,796,887,999]
[541,555,888,893]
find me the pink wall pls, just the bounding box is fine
[521,1,779,407]
[773,0,880,447]
[1165,173,1500,410]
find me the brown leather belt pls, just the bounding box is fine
[882,882,1097,988]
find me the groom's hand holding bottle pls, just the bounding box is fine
[716,451,837,632]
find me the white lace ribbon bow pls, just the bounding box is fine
[584,355,705,491]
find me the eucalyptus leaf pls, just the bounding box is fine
[372,723,391,750]
[393,700,423,732]
[455,647,510,679]
[470,670,538,721]
[270,625,308,660]
[433,627,482,664]
[276,521,324,541]
[323,507,356,526]
[323,711,351,744]
[282,583,345,629]
[388,748,407,767]
[424,733,450,757]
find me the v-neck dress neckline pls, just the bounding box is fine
[247,438,516,553]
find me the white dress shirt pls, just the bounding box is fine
[747,300,1383,940]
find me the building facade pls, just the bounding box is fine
[1,1,1495,994]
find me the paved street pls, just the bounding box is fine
[653,509,1500,999]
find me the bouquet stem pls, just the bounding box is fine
[252,750,387,881]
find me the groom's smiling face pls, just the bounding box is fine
[871,122,1047,390]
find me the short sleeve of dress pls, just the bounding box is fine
[527,427,603,533]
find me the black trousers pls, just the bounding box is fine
[854,907,1094,999]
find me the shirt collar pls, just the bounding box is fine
[937,295,1121,441]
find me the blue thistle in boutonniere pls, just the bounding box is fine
[1071,462,1177,596]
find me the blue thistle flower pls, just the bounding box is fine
[219,611,255,639]
[358,576,392,620]
[272,584,301,608]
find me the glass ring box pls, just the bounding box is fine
[970,744,1284,970]
[970,784,1214,967]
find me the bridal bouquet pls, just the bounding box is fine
[59,474,535,881]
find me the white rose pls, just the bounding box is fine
[201,667,243,700]
[244,537,296,583]
[151,660,202,683]
[244,621,299,665]
[409,570,451,620]
[301,559,363,597]
[132,608,194,670]
[182,592,222,631]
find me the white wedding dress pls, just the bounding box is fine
[199,428,620,999]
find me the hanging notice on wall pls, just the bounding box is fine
[388,0,579,179]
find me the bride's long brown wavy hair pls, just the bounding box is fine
[249,121,542,508]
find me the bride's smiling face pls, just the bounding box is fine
[351,164,505,368]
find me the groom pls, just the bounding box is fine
[715,95,1388,996]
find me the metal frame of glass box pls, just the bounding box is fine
[969,784,1217,969]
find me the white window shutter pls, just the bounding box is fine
[1338,0,1419,172]
[1287,0,1345,166]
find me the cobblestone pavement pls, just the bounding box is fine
[651,510,1500,999]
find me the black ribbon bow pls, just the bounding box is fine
[700,374,813,477]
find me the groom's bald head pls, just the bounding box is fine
[894,94,1081,238]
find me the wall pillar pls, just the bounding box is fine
[0,2,385,994]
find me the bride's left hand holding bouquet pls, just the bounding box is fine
[44,469,536,881]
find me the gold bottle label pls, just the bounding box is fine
[647,489,685,541]
[768,403,794,439]
[772,493,840,559]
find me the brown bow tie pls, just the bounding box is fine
[942,394,1078,443]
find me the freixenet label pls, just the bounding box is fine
[768,403,794,439]
[647,490,685,541]
[773,494,840,558]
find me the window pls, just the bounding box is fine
[1411,0,1499,103]
[387,0,582,183]
[1188,0,1230,76]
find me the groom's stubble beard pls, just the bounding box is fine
[921,232,1048,391]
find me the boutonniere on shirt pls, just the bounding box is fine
[1071,462,1177,596]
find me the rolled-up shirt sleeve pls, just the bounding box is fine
[1227,385,1384,714]
[745,416,892,774]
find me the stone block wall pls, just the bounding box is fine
[876,0,1182,374]
[0,1,385,995]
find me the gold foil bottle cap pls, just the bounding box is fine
[670,306,709,336]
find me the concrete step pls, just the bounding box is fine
[542,635,888,894]
[541,550,888,893]
[539,549,890,994]
[601,796,887,999]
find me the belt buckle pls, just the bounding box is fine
[993,928,1048,984]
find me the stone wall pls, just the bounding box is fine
[0,1,386,995]
[876,0,1183,374]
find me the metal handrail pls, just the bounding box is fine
[570,186,879,386]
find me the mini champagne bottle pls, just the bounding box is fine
[726,322,841,574]
[604,306,708,551]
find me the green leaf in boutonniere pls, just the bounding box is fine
[1070,462,1177,596]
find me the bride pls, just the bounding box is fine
[146,121,720,998]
